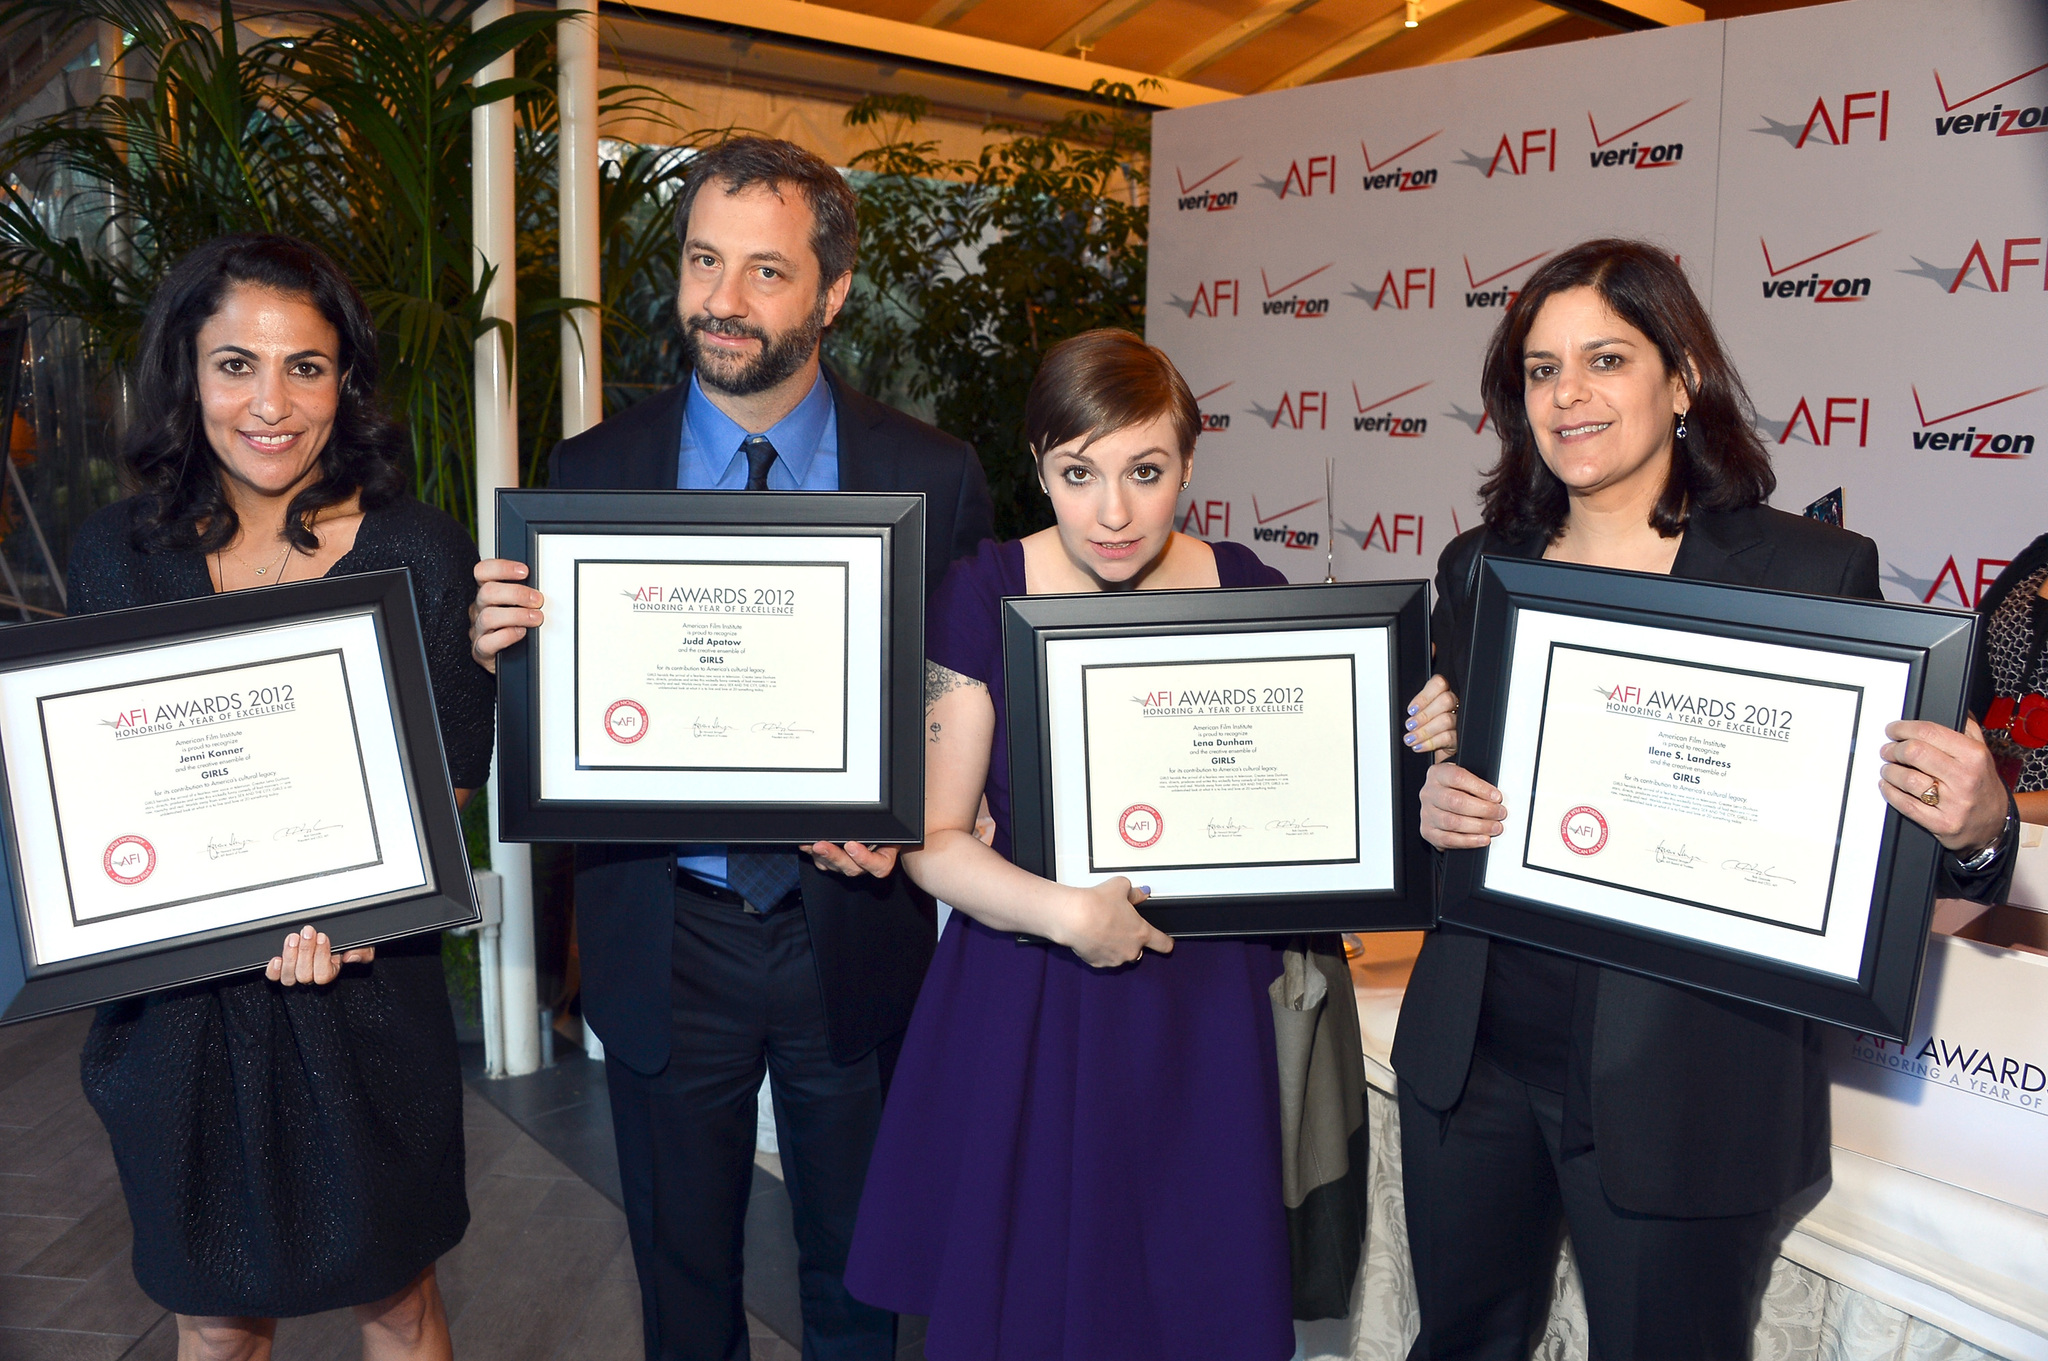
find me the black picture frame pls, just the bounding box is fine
[1003,580,1433,937]
[0,570,477,1024]
[1442,556,1978,1040]
[495,490,926,844]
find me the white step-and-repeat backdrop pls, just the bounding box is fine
[1147,0,2048,605]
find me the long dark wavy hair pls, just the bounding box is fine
[124,233,409,556]
[1477,238,1774,544]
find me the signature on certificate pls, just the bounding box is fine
[1722,858,1795,887]
[1266,818,1329,836]
[207,832,253,860]
[751,721,814,739]
[692,717,734,737]
[276,819,342,844]
[1207,817,1247,839]
[1654,841,1702,868]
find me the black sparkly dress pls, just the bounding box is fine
[64,494,495,1318]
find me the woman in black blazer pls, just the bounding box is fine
[1391,240,2019,1361]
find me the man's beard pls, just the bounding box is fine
[682,295,828,397]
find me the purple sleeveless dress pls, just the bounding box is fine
[846,538,1295,1361]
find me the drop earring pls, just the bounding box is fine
[1675,410,1688,440]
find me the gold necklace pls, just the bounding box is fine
[218,538,294,588]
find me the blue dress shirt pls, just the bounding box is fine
[674,371,838,887]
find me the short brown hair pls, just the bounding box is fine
[1024,329,1200,462]
[673,136,860,284]
[1478,238,1775,543]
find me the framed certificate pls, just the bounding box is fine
[1442,556,1979,1039]
[1004,581,1433,937]
[494,490,925,843]
[0,571,477,1024]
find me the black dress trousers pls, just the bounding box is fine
[604,878,897,1361]
[1399,1055,1781,1361]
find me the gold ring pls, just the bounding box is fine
[1918,782,1940,808]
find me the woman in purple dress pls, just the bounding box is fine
[845,330,1295,1360]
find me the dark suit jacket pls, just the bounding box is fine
[1390,504,2020,1217]
[551,374,995,1074]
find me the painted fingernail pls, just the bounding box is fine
[1404,733,1417,745]
[1407,704,1418,715]
[1404,717,1417,730]
[1138,885,1151,894]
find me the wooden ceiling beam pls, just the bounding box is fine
[1545,0,1701,28]
[1425,2,1568,62]
[1161,0,1330,79]
[915,0,993,27]
[620,0,1236,105]
[1261,0,1481,90]
[1043,0,1161,55]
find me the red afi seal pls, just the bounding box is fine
[605,699,649,744]
[104,835,156,885]
[1560,806,1608,856]
[1118,804,1163,849]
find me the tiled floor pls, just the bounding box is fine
[0,1011,816,1360]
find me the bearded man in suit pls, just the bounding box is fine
[470,136,993,1361]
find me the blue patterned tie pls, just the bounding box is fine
[726,435,801,911]
[742,435,778,491]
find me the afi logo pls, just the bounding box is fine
[1255,155,1337,199]
[1338,513,1426,556]
[1586,100,1688,169]
[1178,499,1232,538]
[1606,683,1643,704]
[1759,231,1877,301]
[1249,392,1328,430]
[1758,90,1889,147]
[1260,264,1333,319]
[108,706,151,729]
[1170,279,1239,317]
[1194,381,1233,434]
[1353,381,1431,436]
[1897,554,2014,608]
[1361,131,1441,191]
[1777,396,1870,447]
[1932,61,2048,138]
[1948,237,2044,293]
[1174,158,1241,211]
[1460,128,1556,177]
[1910,383,2042,459]
[1347,266,1435,311]
[1462,250,1546,308]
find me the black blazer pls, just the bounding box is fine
[551,374,995,1074]
[1390,505,2020,1217]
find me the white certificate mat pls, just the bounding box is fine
[1045,627,1393,899]
[534,533,884,805]
[1485,610,1909,980]
[573,560,848,773]
[0,612,429,966]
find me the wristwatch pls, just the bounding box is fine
[1953,807,2015,874]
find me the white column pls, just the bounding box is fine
[557,0,602,439]
[472,0,540,1077]
[558,0,605,1067]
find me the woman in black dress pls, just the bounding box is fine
[66,234,492,1360]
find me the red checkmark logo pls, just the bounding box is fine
[1760,231,1880,276]
[1261,264,1333,297]
[1361,131,1440,173]
[1588,100,1688,147]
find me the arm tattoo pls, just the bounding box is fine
[924,661,984,710]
